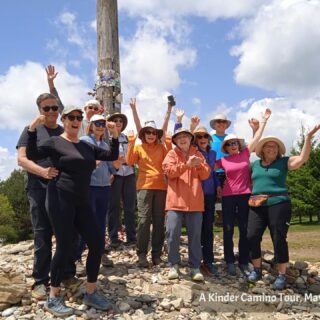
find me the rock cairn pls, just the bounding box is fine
[1,236,320,320]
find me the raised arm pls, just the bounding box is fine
[288,124,320,171]
[126,130,139,165]
[247,108,272,153]
[162,101,174,132]
[46,64,64,114]
[174,108,184,133]
[190,115,200,133]
[129,97,142,133]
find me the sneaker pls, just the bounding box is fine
[168,264,180,280]
[83,290,113,311]
[239,264,250,277]
[61,276,83,291]
[190,268,204,282]
[248,267,262,283]
[31,284,47,300]
[201,263,220,278]
[137,255,149,268]
[101,254,114,267]
[271,274,286,290]
[44,296,73,317]
[227,263,237,276]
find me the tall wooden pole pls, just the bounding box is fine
[96,0,121,115]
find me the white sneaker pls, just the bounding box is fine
[168,264,180,280]
[190,268,204,281]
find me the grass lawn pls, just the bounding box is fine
[213,216,320,263]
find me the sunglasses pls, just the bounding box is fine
[65,115,83,121]
[225,141,239,147]
[216,120,228,124]
[42,105,59,112]
[196,134,209,139]
[87,106,99,111]
[145,130,157,136]
[113,119,123,123]
[93,121,106,128]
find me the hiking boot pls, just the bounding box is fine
[168,264,180,280]
[44,296,73,317]
[137,255,149,268]
[190,268,204,282]
[101,254,114,267]
[239,264,250,277]
[31,284,47,300]
[271,274,286,290]
[201,263,220,278]
[61,276,83,291]
[76,259,86,277]
[227,263,237,276]
[83,290,113,311]
[248,267,262,283]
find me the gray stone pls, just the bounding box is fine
[172,284,193,302]
[118,302,131,313]
[171,298,183,310]
[1,306,18,317]
[294,261,308,270]
[308,283,320,295]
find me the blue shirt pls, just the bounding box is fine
[210,133,229,173]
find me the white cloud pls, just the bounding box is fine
[118,0,268,20]
[0,147,18,180]
[232,0,320,98]
[192,97,201,105]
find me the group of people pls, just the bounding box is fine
[17,65,320,317]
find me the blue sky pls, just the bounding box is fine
[1,0,320,179]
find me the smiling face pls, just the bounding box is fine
[195,133,210,150]
[39,98,59,125]
[91,120,106,140]
[174,133,192,151]
[144,128,158,144]
[224,139,240,155]
[113,117,124,133]
[214,120,229,135]
[84,104,99,120]
[261,141,280,162]
[62,111,83,136]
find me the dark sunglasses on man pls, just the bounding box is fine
[42,106,59,112]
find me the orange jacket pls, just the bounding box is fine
[126,137,172,190]
[162,145,210,212]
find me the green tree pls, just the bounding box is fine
[287,127,320,223]
[0,194,19,243]
[0,169,32,240]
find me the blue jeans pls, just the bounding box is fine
[77,186,110,260]
[222,194,250,265]
[166,211,203,268]
[201,194,216,264]
[108,174,136,243]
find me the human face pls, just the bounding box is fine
[195,133,209,150]
[262,141,279,161]
[62,111,83,136]
[84,104,99,120]
[144,129,157,144]
[92,121,106,138]
[224,139,240,155]
[113,117,124,132]
[39,98,59,124]
[214,120,228,135]
[175,133,192,151]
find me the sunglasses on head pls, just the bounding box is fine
[42,105,59,112]
[93,121,106,128]
[196,134,209,139]
[145,130,157,136]
[65,114,83,121]
[87,106,99,111]
[225,141,239,147]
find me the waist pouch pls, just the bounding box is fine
[248,193,288,207]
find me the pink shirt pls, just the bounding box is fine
[216,147,251,196]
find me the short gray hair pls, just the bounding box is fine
[36,93,58,109]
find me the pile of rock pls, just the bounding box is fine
[0,236,320,319]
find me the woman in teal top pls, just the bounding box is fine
[247,125,320,290]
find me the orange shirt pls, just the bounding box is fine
[162,145,210,212]
[126,137,172,190]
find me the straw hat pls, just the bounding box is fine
[193,126,213,141]
[172,128,194,146]
[106,113,128,131]
[138,121,163,140]
[221,134,245,153]
[209,113,231,130]
[255,136,286,158]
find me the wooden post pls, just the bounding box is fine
[96,0,121,115]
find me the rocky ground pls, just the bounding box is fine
[1,236,320,320]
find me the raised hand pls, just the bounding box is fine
[107,121,118,138]
[307,124,320,138]
[129,97,136,109]
[175,108,185,123]
[262,108,272,121]
[248,118,260,132]
[29,115,46,131]
[190,115,200,133]
[46,65,58,82]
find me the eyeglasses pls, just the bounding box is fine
[196,134,209,139]
[113,119,123,123]
[65,115,83,121]
[87,106,99,111]
[215,120,227,124]
[42,106,59,112]
[93,121,106,128]
[145,130,157,135]
[225,141,239,147]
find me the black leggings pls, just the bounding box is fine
[46,183,104,286]
[247,201,291,264]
